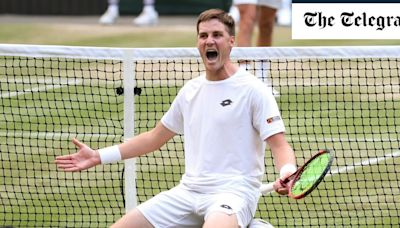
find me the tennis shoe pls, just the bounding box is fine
[133,7,158,26]
[99,6,119,25]
[277,8,291,26]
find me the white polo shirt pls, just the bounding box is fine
[161,68,285,195]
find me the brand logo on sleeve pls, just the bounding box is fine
[266,116,281,124]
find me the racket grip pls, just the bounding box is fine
[260,183,275,195]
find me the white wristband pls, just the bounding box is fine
[98,145,121,164]
[279,164,297,178]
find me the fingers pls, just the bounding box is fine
[54,138,85,172]
[55,138,96,172]
[54,157,73,164]
[273,178,289,195]
[58,164,79,171]
[72,138,85,148]
[55,155,74,166]
[56,163,74,169]
[275,185,289,195]
[55,161,75,172]
[58,165,81,172]
[54,158,81,172]
[54,154,72,161]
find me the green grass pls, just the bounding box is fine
[0,23,197,47]
[1,72,399,226]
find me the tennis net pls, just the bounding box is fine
[0,44,399,227]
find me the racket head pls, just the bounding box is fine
[288,149,334,199]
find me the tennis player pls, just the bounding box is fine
[55,8,296,228]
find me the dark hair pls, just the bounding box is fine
[196,8,235,36]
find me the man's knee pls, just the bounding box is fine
[203,211,239,228]
[111,208,153,228]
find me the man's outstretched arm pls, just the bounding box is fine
[54,122,176,172]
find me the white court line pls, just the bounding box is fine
[329,150,400,175]
[0,78,72,84]
[0,79,81,99]
[287,136,395,143]
[0,77,120,87]
[0,78,121,140]
[0,131,119,140]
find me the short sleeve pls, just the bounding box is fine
[252,84,286,141]
[160,89,184,134]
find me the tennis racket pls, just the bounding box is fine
[260,149,334,199]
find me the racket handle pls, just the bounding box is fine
[260,183,275,195]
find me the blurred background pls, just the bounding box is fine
[0,0,399,48]
[0,0,231,15]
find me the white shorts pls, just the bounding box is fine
[137,184,258,228]
[233,0,282,9]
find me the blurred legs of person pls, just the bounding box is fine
[99,0,119,25]
[256,5,277,46]
[236,3,257,47]
[229,5,240,25]
[235,0,281,47]
[133,0,159,26]
[99,0,158,26]
[277,0,291,26]
[234,1,281,96]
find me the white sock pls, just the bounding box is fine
[143,5,155,12]
[108,4,119,12]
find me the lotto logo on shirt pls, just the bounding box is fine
[292,0,400,39]
[266,116,281,124]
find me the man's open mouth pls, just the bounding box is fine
[206,50,218,61]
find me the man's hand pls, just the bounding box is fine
[54,138,101,172]
[273,172,292,195]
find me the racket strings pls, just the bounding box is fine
[291,153,331,197]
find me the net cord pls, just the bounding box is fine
[1,44,400,60]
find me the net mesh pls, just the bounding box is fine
[0,56,125,227]
[0,45,399,227]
